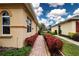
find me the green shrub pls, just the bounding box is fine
[39,31,47,35]
[68,32,76,38]
[40,32,44,35]
[0,46,32,56]
[48,31,57,35]
[72,33,79,42]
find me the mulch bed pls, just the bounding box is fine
[0,47,18,52]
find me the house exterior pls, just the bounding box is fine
[51,25,58,34]
[0,3,39,48]
[51,15,79,35]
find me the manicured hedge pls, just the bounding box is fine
[60,33,79,42]
[25,33,38,46]
[68,32,76,38]
[72,33,79,42]
[44,33,63,55]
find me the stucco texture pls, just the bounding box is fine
[0,4,38,48]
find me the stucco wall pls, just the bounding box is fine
[61,21,76,35]
[0,4,38,48]
[51,26,58,33]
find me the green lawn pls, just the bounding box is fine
[59,37,79,56]
[0,46,32,56]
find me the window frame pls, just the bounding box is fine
[26,18,32,32]
[1,11,10,34]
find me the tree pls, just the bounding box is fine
[38,23,47,34]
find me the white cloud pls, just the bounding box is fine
[55,16,65,22]
[56,16,62,20]
[73,8,79,15]
[32,3,43,16]
[34,7,43,16]
[32,3,40,8]
[39,16,65,27]
[67,15,72,19]
[41,18,47,24]
[55,17,65,24]
[49,21,54,25]
[48,15,65,25]
[39,18,49,27]
[46,9,66,25]
[47,9,67,17]
[49,3,64,7]
[55,21,59,24]
[60,17,65,22]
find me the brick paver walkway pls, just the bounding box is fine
[29,35,50,56]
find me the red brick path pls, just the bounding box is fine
[29,35,50,56]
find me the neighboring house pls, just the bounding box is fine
[51,15,79,35]
[0,3,39,48]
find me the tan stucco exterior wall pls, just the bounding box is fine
[51,21,76,35]
[60,21,76,35]
[51,26,58,33]
[0,4,38,48]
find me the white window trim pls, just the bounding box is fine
[2,16,10,17]
[0,34,12,38]
[2,15,10,34]
[26,19,32,32]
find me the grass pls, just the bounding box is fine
[48,31,57,35]
[0,46,32,56]
[39,31,46,35]
[57,37,79,56]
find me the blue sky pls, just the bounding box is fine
[32,3,79,27]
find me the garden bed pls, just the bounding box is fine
[0,46,32,56]
[0,33,39,56]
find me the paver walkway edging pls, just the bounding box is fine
[55,35,79,46]
[29,35,50,56]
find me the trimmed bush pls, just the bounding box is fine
[60,34,72,39]
[72,33,79,42]
[25,33,38,46]
[61,32,79,42]
[68,32,76,38]
[44,33,63,55]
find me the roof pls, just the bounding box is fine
[24,3,39,26]
[52,15,79,27]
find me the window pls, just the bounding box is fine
[26,17,32,32]
[2,11,10,34]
